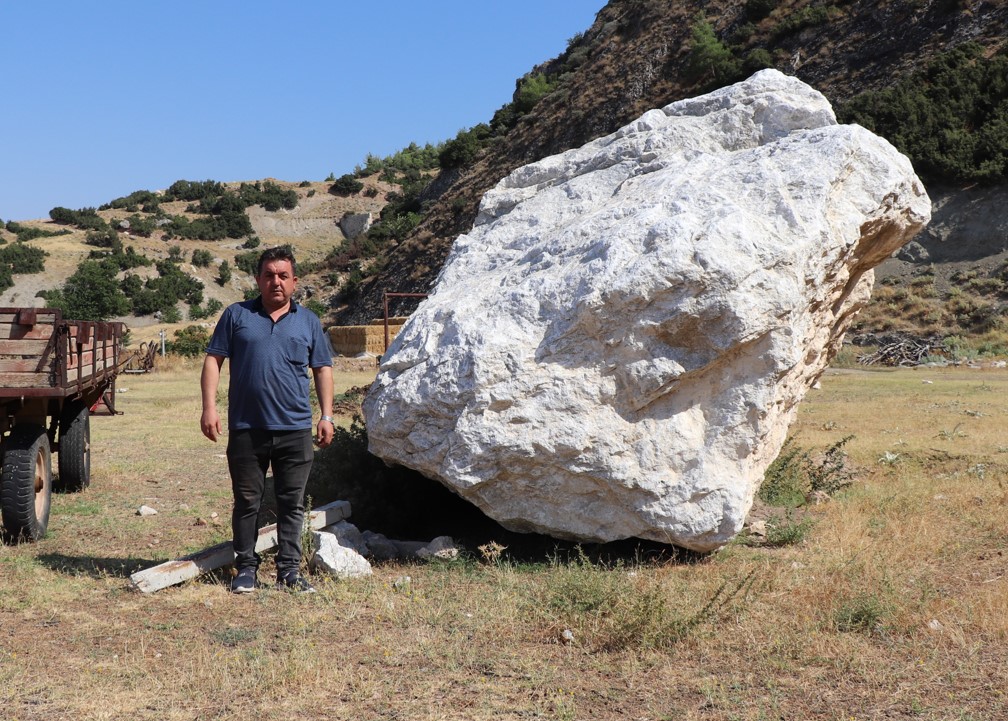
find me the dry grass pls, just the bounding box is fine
[1,364,1007,720]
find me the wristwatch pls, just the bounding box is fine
[320,415,334,423]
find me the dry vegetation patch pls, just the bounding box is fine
[1,363,1006,720]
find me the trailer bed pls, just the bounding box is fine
[0,308,122,399]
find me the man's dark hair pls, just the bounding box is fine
[256,245,297,276]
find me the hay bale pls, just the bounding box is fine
[328,324,404,356]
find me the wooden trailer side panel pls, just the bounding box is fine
[64,323,119,382]
[0,310,58,388]
[0,309,123,393]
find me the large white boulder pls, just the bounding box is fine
[363,70,930,551]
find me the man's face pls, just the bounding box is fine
[256,259,297,312]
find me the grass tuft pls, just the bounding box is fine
[764,511,814,547]
[833,593,890,634]
[541,548,756,651]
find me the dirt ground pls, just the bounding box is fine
[0,363,1006,720]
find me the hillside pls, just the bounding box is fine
[329,0,1008,356]
[3,0,1007,357]
[0,177,394,346]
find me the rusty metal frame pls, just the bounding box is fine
[382,292,428,352]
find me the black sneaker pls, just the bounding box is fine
[276,571,316,594]
[231,567,257,594]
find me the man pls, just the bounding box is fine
[200,246,334,594]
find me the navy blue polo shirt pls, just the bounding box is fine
[206,297,333,431]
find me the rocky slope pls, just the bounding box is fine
[336,0,1008,334]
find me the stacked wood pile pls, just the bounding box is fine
[852,332,947,366]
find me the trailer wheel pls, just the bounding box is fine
[55,401,91,493]
[1,424,53,543]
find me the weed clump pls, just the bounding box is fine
[759,435,855,507]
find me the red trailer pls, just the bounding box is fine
[0,308,124,543]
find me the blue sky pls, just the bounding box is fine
[0,1,604,221]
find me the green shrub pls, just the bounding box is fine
[237,180,298,211]
[0,243,47,274]
[743,47,775,73]
[163,179,225,203]
[188,298,223,321]
[161,305,182,323]
[439,124,491,170]
[85,227,119,248]
[167,211,251,241]
[216,260,232,286]
[113,245,153,271]
[355,154,383,177]
[357,143,441,178]
[4,222,71,243]
[760,438,810,507]
[242,236,260,250]
[490,102,521,135]
[192,249,214,267]
[514,72,556,113]
[302,298,327,317]
[38,259,130,321]
[120,273,143,299]
[686,15,742,88]
[729,21,758,45]
[123,213,157,237]
[234,250,259,276]
[839,43,1008,184]
[102,189,159,211]
[188,303,209,320]
[127,260,204,317]
[49,206,108,231]
[329,174,364,196]
[198,193,244,217]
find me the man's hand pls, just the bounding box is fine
[201,407,222,442]
[316,419,334,448]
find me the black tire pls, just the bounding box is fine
[56,401,91,493]
[1,424,52,543]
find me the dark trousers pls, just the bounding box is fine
[226,428,314,578]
